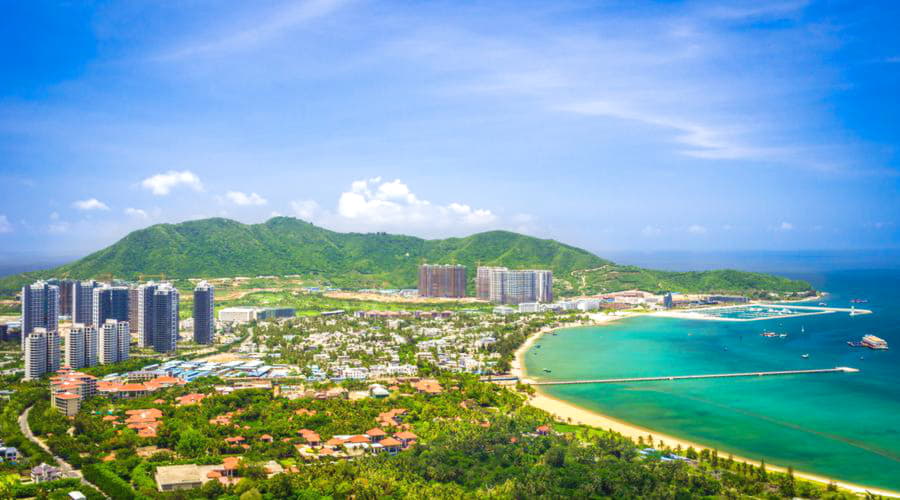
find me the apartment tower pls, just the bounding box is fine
[72,280,97,325]
[99,319,130,364]
[21,281,59,336]
[92,285,130,327]
[65,324,98,369]
[193,281,215,345]
[24,328,60,380]
[418,264,467,298]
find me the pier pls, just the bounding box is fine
[528,367,859,386]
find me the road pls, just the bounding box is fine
[19,405,108,497]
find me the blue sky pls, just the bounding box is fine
[1,0,899,259]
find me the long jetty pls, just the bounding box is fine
[528,367,859,386]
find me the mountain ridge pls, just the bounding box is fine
[0,217,813,297]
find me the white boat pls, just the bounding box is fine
[801,354,809,359]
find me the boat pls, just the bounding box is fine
[818,302,827,306]
[801,354,809,359]
[543,368,552,373]
[801,325,805,333]
[850,298,868,304]
[861,334,889,350]
[848,335,889,350]
[761,331,777,337]
[778,334,788,338]
[535,344,541,348]
[849,306,859,316]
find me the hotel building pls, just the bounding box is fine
[475,267,553,305]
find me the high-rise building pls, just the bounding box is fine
[92,285,130,327]
[418,264,467,298]
[22,281,59,337]
[99,319,130,364]
[65,324,98,369]
[57,279,76,317]
[663,293,674,309]
[534,270,553,303]
[193,281,215,345]
[136,283,158,348]
[476,267,553,305]
[128,287,140,334]
[152,285,180,353]
[72,281,98,325]
[137,282,182,352]
[24,328,60,380]
[476,266,506,300]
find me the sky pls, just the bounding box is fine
[1,0,899,261]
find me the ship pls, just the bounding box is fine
[801,354,809,359]
[848,335,889,350]
[861,335,888,350]
[761,331,778,337]
[543,368,552,373]
[850,298,868,304]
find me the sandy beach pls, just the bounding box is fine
[512,316,900,498]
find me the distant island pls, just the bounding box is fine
[0,217,814,298]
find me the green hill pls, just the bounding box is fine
[0,217,813,297]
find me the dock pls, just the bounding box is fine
[528,367,859,386]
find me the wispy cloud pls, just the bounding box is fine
[73,198,110,211]
[0,215,11,233]
[141,170,203,196]
[159,0,346,60]
[125,208,149,219]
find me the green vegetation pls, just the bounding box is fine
[576,265,815,298]
[12,373,859,499]
[0,217,813,298]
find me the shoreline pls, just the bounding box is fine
[512,317,900,498]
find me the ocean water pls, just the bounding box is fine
[526,269,900,491]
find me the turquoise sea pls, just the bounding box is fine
[525,269,900,491]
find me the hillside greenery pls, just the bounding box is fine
[14,372,856,499]
[0,217,813,297]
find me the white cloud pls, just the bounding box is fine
[141,170,203,195]
[641,225,662,237]
[290,200,321,220]
[687,224,708,235]
[779,221,794,231]
[73,198,110,211]
[0,215,11,233]
[125,208,150,219]
[49,211,60,221]
[226,191,267,206]
[335,177,497,228]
